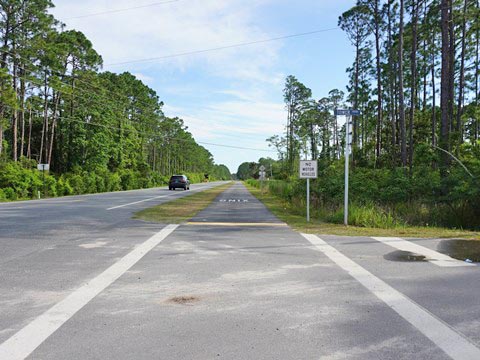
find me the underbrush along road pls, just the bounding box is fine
[0,182,479,359]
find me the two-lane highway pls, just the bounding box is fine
[1,182,479,359]
[0,182,225,351]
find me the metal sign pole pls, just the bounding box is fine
[299,160,317,223]
[42,166,46,199]
[37,164,50,199]
[335,108,360,226]
[307,178,310,222]
[344,116,350,226]
[259,165,266,193]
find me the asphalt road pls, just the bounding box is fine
[0,182,479,359]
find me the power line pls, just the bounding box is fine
[1,50,166,127]
[1,61,277,148]
[2,103,276,153]
[106,27,340,66]
[1,26,339,119]
[61,0,180,21]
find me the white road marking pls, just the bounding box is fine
[106,195,167,210]
[106,184,213,210]
[372,237,475,267]
[0,224,179,360]
[0,188,166,207]
[0,200,83,208]
[301,233,480,360]
[186,222,287,227]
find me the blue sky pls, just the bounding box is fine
[52,0,356,173]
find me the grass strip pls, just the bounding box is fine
[245,183,480,240]
[133,182,233,223]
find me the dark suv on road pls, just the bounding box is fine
[169,175,190,190]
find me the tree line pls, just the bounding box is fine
[0,0,230,199]
[269,0,479,175]
[255,0,480,229]
[336,0,479,174]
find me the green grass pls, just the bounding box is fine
[133,182,233,223]
[244,182,480,240]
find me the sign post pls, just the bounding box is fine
[334,109,361,226]
[299,160,318,222]
[259,165,266,193]
[344,118,350,226]
[37,164,50,198]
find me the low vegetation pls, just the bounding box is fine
[133,182,233,223]
[0,159,230,201]
[245,181,480,239]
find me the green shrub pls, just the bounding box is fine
[119,169,138,190]
[106,172,122,192]
[349,203,399,228]
[3,187,16,200]
[45,175,57,197]
[57,176,74,196]
[67,174,86,195]
[83,172,98,193]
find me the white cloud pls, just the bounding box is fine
[163,97,285,141]
[52,0,280,83]
[50,0,289,171]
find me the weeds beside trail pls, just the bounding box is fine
[245,182,480,239]
[133,182,233,223]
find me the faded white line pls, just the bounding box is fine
[0,224,179,360]
[106,195,168,210]
[372,237,474,267]
[301,233,480,360]
[106,184,213,210]
[0,188,166,207]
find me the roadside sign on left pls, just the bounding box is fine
[37,164,49,198]
[37,164,50,171]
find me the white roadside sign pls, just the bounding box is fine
[299,160,317,223]
[37,164,50,171]
[299,160,317,179]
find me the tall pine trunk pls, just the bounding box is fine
[39,73,48,164]
[12,40,18,161]
[409,0,419,171]
[48,93,61,165]
[27,107,32,159]
[455,0,468,143]
[440,0,451,172]
[399,0,407,167]
[476,6,479,142]
[432,49,436,147]
[353,41,360,147]
[447,0,455,134]
[374,0,382,162]
[19,75,25,158]
[387,1,397,162]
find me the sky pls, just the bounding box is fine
[50,0,356,174]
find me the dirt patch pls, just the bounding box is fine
[166,295,200,305]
